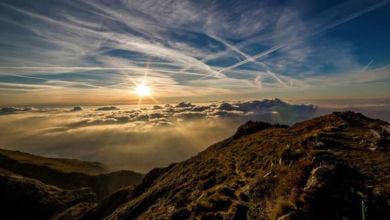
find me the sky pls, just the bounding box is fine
[0,0,389,106]
[0,0,389,171]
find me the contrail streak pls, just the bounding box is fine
[4,74,102,89]
[217,44,284,73]
[208,34,252,60]
[266,71,288,88]
[0,66,212,77]
[193,35,289,88]
[0,2,223,79]
[217,0,389,74]
[361,59,375,72]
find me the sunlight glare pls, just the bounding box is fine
[135,83,151,97]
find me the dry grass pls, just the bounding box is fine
[268,199,297,220]
[69,112,390,219]
[0,148,105,175]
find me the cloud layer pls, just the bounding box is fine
[0,99,316,172]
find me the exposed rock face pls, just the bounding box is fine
[0,111,389,220]
[72,111,389,220]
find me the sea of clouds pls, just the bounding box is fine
[0,99,316,172]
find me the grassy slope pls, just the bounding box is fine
[0,148,144,199]
[0,148,106,175]
[82,112,389,220]
[0,168,96,220]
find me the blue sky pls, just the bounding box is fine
[0,0,389,105]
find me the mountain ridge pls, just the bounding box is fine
[0,111,389,220]
[0,148,144,200]
[80,111,389,220]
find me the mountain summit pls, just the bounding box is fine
[1,112,389,220]
[79,111,389,220]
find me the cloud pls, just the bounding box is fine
[54,99,317,130]
[0,99,317,172]
[1,0,389,104]
[71,106,83,112]
[2,98,389,172]
[0,106,64,115]
[96,106,120,111]
[0,107,32,115]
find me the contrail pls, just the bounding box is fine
[266,71,288,88]
[0,66,161,70]
[176,33,254,78]
[0,82,63,90]
[0,66,211,77]
[0,2,223,80]
[252,61,289,88]
[217,44,284,73]
[4,74,102,89]
[208,34,252,60]
[316,0,389,33]
[193,35,289,88]
[362,59,375,72]
[217,0,389,74]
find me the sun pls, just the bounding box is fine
[134,82,151,97]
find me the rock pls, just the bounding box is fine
[370,129,381,139]
[303,165,337,192]
[277,212,293,220]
